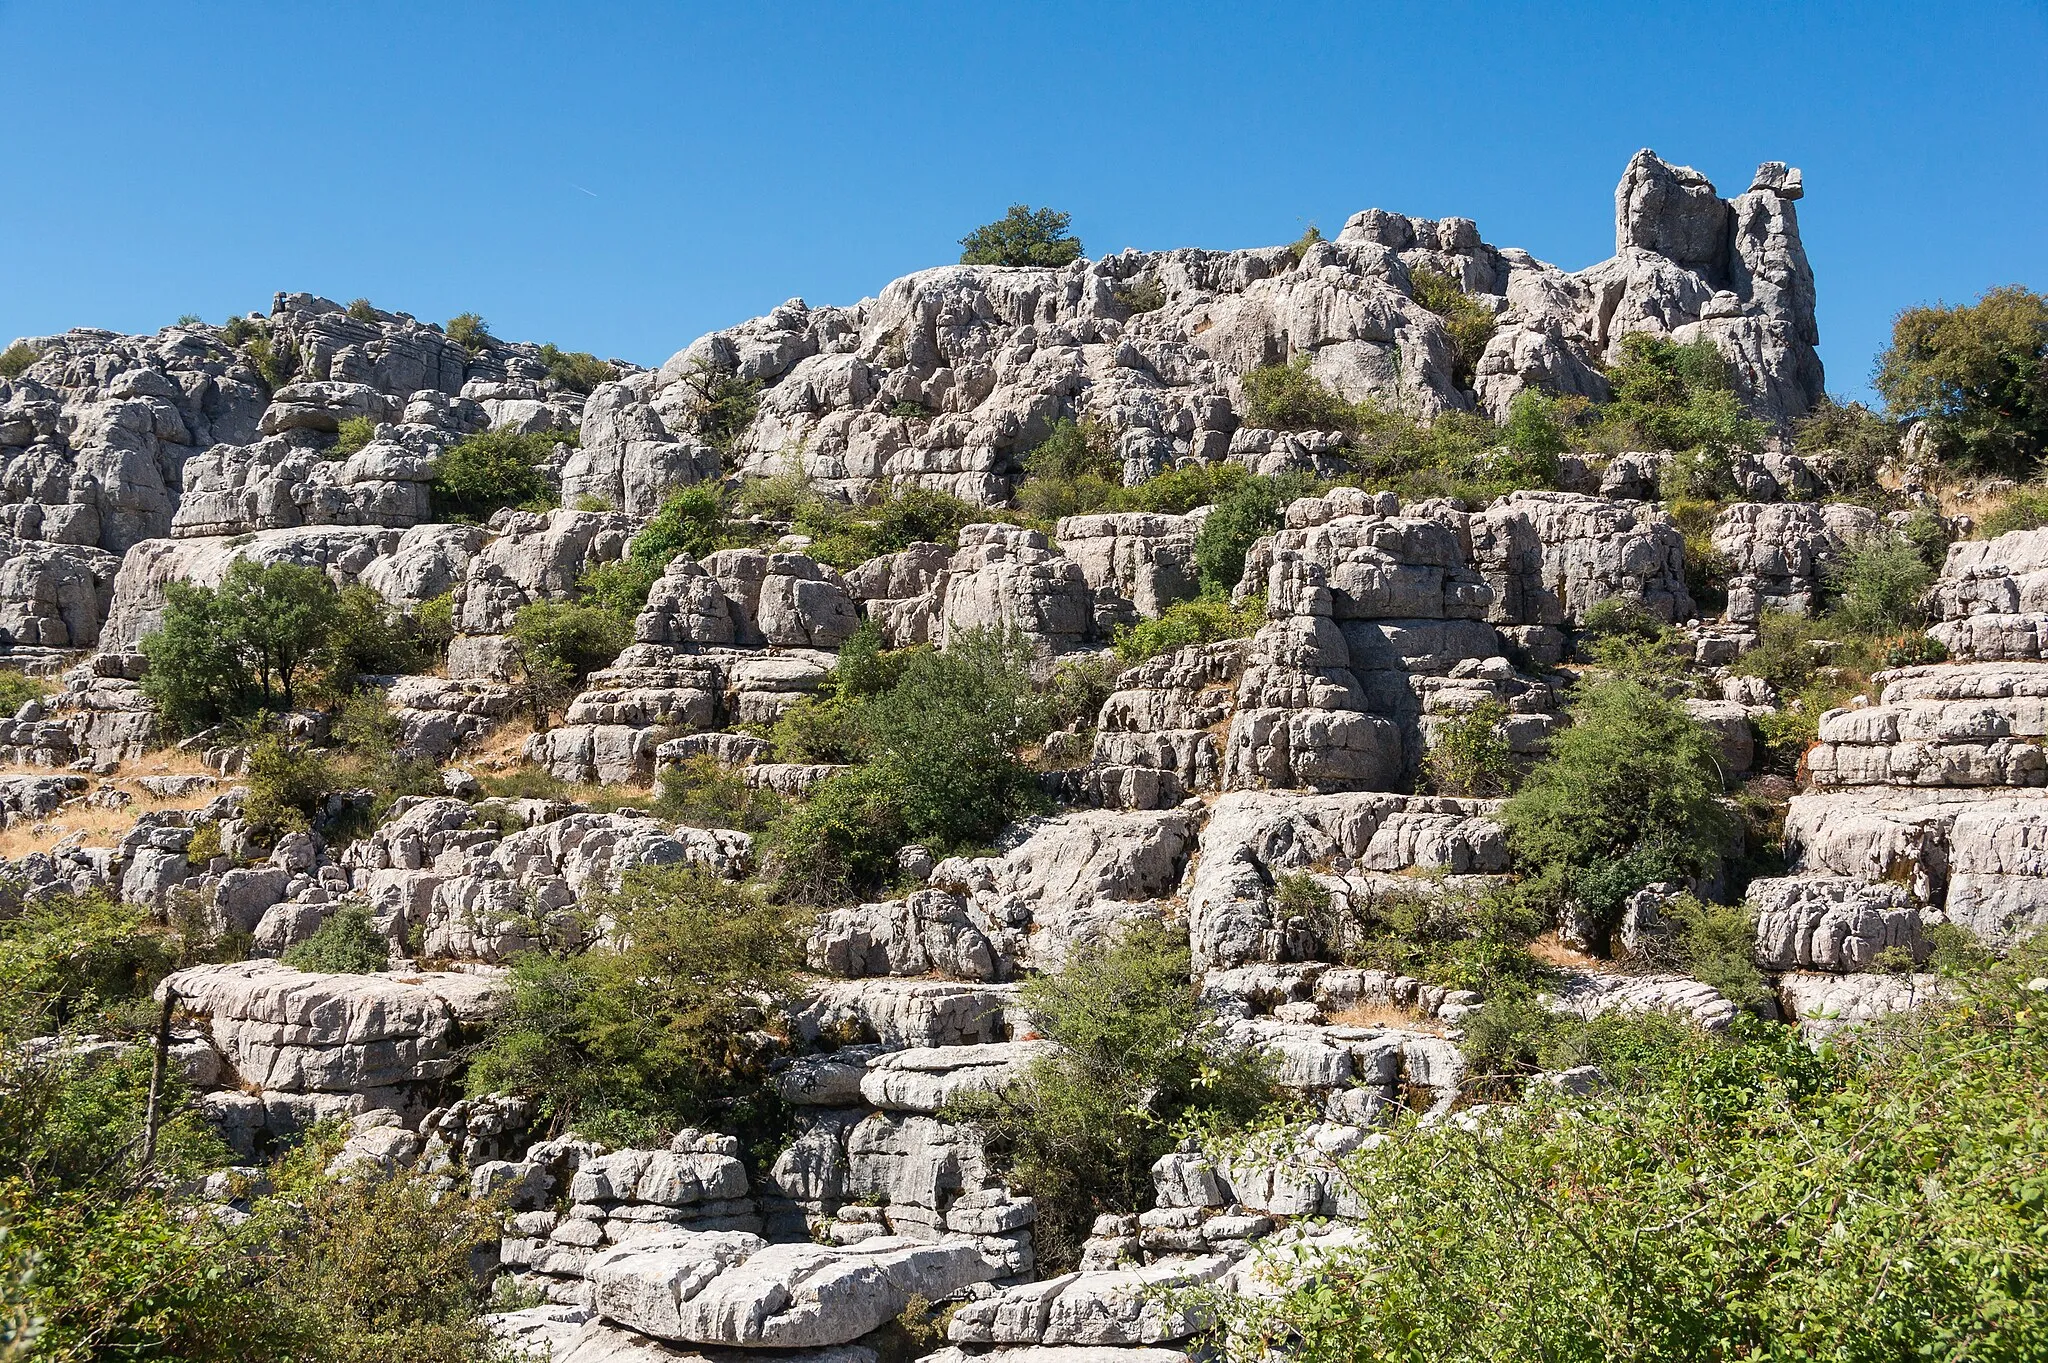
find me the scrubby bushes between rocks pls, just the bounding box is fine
[0,340,40,378]
[429,428,564,522]
[1202,946,2048,1361]
[1113,597,1262,664]
[949,925,1281,1271]
[465,864,808,1147]
[280,906,389,975]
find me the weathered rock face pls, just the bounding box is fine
[0,537,121,649]
[1929,527,2048,661]
[1713,501,1880,625]
[1747,875,1927,972]
[562,151,1819,512]
[100,526,401,649]
[1469,490,1693,628]
[452,508,637,638]
[1808,663,2048,790]
[1185,791,1508,968]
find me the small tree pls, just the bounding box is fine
[1501,678,1735,948]
[1194,472,1315,596]
[429,429,557,521]
[508,600,629,727]
[142,581,258,733]
[1423,699,1517,797]
[443,312,490,353]
[217,560,339,712]
[959,205,1084,268]
[1826,532,1935,635]
[1875,284,2048,475]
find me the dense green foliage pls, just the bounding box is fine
[1421,698,1517,797]
[1241,356,1362,433]
[0,341,40,379]
[949,926,1281,1270]
[536,343,618,394]
[442,312,489,353]
[1016,418,1122,521]
[1408,267,1497,389]
[0,892,178,1037]
[1112,597,1262,663]
[1195,472,1316,596]
[1202,951,2048,1361]
[329,415,375,459]
[958,205,1084,268]
[796,484,987,566]
[429,429,560,521]
[1293,877,1545,995]
[1501,679,1735,947]
[465,865,807,1144]
[281,907,390,974]
[143,561,339,730]
[655,755,785,833]
[1598,333,1766,464]
[1826,531,1937,635]
[771,630,1048,901]
[1794,394,1899,483]
[0,670,50,716]
[1875,284,2048,474]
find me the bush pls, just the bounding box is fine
[1112,275,1166,314]
[831,622,920,699]
[1596,333,1765,457]
[1199,953,2048,1361]
[1825,531,1934,634]
[1576,596,1696,684]
[576,556,664,621]
[429,429,558,521]
[466,865,807,1143]
[1112,597,1261,663]
[1794,394,1898,483]
[281,907,390,975]
[1305,879,1545,994]
[769,763,910,904]
[323,583,435,683]
[0,341,41,378]
[948,925,1280,1270]
[770,695,868,764]
[634,483,727,563]
[1976,484,2048,539]
[654,756,784,833]
[142,560,341,730]
[1875,284,2048,475]
[240,736,339,840]
[1240,355,1361,433]
[242,331,297,389]
[1625,892,1773,1015]
[537,342,618,394]
[959,205,1083,268]
[0,669,50,716]
[509,600,630,726]
[1501,678,1736,947]
[680,361,762,455]
[443,312,489,353]
[1016,418,1121,521]
[329,415,375,459]
[798,485,986,567]
[1500,390,1574,459]
[1194,472,1315,596]
[1423,699,1517,797]
[0,891,178,1035]
[1282,224,1324,265]
[1041,652,1123,735]
[1409,267,1497,389]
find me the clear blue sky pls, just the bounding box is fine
[3,1,2042,404]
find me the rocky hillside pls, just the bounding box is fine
[3,150,2043,1361]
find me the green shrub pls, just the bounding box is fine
[1281,223,1324,265]
[429,429,558,521]
[797,484,987,567]
[0,891,178,1035]
[1825,532,1935,635]
[0,341,41,378]
[959,205,1084,268]
[1794,394,1898,485]
[1597,333,1765,457]
[1016,418,1121,521]
[1307,880,1546,994]
[1423,698,1517,797]
[143,580,255,733]
[1977,484,2048,539]
[220,314,258,345]
[1875,284,2048,476]
[218,559,341,711]
[1112,598,1261,663]
[681,361,762,454]
[1626,892,1773,1016]
[831,622,922,699]
[466,865,807,1143]
[1502,678,1736,947]
[769,763,909,904]
[1194,472,1315,596]
[1241,355,1361,433]
[948,925,1280,1270]
[1924,920,1996,977]
[576,556,664,621]
[1576,596,1695,684]
[537,342,619,394]
[240,736,338,840]
[509,600,630,725]
[1042,652,1124,735]
[1112,275,1166,313]
[329,415,376,459]
[634,483,727,563]
[1409,267,1497,388]
[142,560,340,730]
[0,669,50,715]
[281,907,390,975]
[443,311,490,353]
[1500,390,1575,459]
[770,695,868,764]
[242,331,298,390]
[1200,953,2048,1361]
[322,583,435,683]
[654,756,784,833]
[1900,508,1951,569]
[345,297,376,322]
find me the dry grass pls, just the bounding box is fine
[1526,930,1607,972]
[0,753,225,859]
[1326,1001,1444,1034]
[462,715,537,773]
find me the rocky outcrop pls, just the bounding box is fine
[1929,527,2048,661]
[1748,875,1926,973]
[1712,501,1880,625]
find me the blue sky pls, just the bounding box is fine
[2,1,2042,404]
